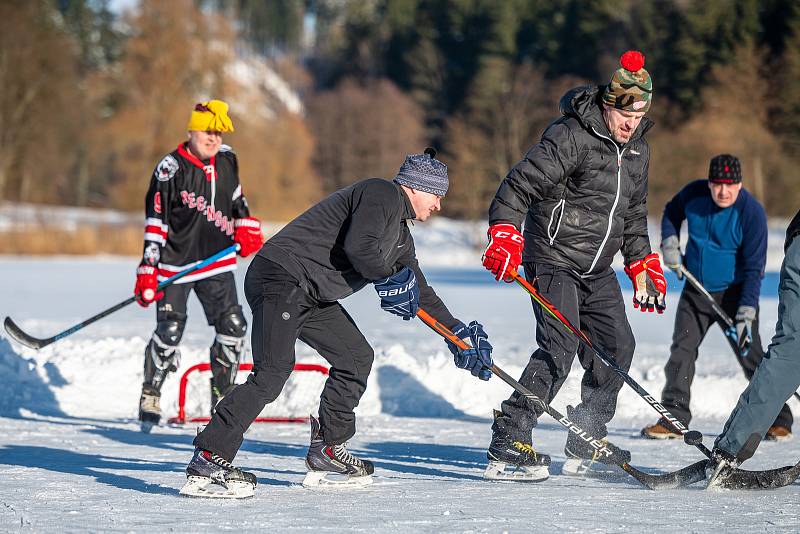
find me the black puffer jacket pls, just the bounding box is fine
[786,209,800,250]
[258,178,459,328]
[489,85,653,276]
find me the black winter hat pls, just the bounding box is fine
[708,154,742,184]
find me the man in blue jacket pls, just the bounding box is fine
[641,154,792,441]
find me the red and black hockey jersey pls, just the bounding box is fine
[141,142,251,283]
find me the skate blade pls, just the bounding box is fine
[140,421,155,434]
[561,458,621,478]
[640,431,680,440]
[704,464,730,491]
[483,461,549,482]
[179,476,255,499]
[302,470,374,488]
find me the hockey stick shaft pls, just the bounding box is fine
[679,266,734,328]
[679,266,740,347]
[508,270,714,460]
[415,308,659,487]
[4,244,239,349]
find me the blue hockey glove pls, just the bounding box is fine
[446,321,493,381]
[374,266,419,320]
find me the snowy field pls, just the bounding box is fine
[1,218,799,532]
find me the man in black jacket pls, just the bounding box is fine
[180,148,494,497]
[481,51,667,479]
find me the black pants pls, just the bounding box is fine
[493,264,636,443]
[194,256,375,461]
[156,271,241,326]
[661,283,792,429]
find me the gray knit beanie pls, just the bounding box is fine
[393,147,449,197]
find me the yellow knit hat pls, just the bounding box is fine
[187,99,235,132]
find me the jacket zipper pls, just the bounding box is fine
[587,127,625,275]
[548,199,566,245]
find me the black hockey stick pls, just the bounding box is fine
[678,265,800,403]
[507,270,715,460]
[4,244,239,349]
[419,309,800,490]
[416,308,708,490]
[678,266,749,355]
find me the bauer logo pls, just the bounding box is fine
[377,279,415,297]
[559,415,613,457]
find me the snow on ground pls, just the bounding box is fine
[0,221,799,532]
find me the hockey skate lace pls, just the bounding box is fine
[589,439,613,464]
[511,441,539,462]
[332,444,363,467]
[208,452,235,470]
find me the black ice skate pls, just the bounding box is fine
[303,415,374,488]
[562,431,631,478]
[138,386,161,434]
[179,448,257,499]
[484,431,552,482]
[705,448,738,490]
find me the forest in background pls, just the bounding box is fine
[2,0,799,228]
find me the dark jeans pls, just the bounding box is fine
[492,264,635,443]
[661,283,792,429]
[194,256,375,461]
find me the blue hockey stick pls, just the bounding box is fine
[3,244,239,349]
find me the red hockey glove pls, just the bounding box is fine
[624,253,667,313]
[234,217,265,258]
[134,264,164,307]
[482,223,524,282]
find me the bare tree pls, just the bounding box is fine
[307,78,426,193]
[0,1,82,202]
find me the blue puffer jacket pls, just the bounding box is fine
[661,180,767,308]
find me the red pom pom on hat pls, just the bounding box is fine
[620,50,645,72]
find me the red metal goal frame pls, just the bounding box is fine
[167,362,329,424]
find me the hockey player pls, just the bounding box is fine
[180,148,494,498]
[480,51,667,480]
[641,155,792,441]
[707,210,800,487]
[134,100,264,433]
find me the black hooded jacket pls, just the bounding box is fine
[258,178,459,329]
[489,85,653,276]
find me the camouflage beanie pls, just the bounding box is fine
[602,51,652,112]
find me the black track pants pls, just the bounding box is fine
[194,256,374,461]
[492,264,635,443]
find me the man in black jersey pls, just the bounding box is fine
[134,100,264,432]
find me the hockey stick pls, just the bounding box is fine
[416,308,709,490]
[418,308,800,490]
[678,265,800,403]
[4,244,239,350]
[507,269,715,460]
[677,266,748,354]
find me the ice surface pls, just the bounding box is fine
[0,220,798,532]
